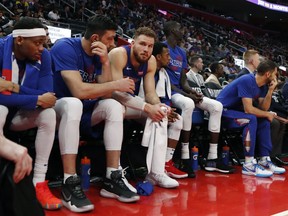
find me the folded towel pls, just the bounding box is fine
[141,117,168,174]
[138,68,171,100]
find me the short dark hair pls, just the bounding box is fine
[13,17,44,30]
[257,60,277,75]
[210,62,222,74]
[189,54,201,67]
[84,15,118,39]
[133,27,157,41]
[163,21,179,37]
[152,42,167,56]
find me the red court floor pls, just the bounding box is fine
[45,166,288,216]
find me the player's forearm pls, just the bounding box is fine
[97,61,112,83]
[145,92,161,105]
[259,90,273,111]
[112,91,146,111]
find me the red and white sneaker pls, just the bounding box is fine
[36,180,62,210]
[165,160,188,179]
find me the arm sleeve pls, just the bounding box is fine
[112,91,146,111]
[0,94,38,109]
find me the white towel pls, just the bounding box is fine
[11,53,19,84]
[141,117,168,174]
[138,68,171,100]
[156,68,171,99]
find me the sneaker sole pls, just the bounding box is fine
[145,176,179,188]
[242,170,273,178]
[205,167,235,174]
[62,200,94,213]
[42,203,62,210]
[100,189,140,203]
[167,172,188,179]
[273,170,286,174]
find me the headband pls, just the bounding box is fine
[12,28,46,38]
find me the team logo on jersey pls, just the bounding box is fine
[126,67,132,71]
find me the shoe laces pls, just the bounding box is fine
[111,167,130,190]
[255,163,266,171]
[266,160,278,170]
[249,159,265,171]
[67,176,86,199]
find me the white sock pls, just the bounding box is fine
[106,167,118,179]
[33,162,48,186]
[181,142,190,159]
[63,173,77,183]
[207,143,218,160]
[245,156,254,164]
[260,156,269,162]
[166,147,175,162]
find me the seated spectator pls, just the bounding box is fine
[0,11,11,30]
[217,60,286,177]
[269,84,288,165]
[222,54,239,81]
[60,5,73,21]
[205,62,225,88]
[48,8,60,21]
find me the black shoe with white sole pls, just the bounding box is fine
[61,176,94,213]
[100,169,140,203]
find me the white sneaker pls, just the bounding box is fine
[258,157,286,174]
[242,159,273,178]
[145,172,179,188]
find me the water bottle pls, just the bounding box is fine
[81,156,91,191]
[191,146,199,171]
[222,146,230,166]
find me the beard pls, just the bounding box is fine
[133,49,151,64]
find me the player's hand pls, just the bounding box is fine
[145,103,168,122]
[37,92,57,108]
[167,108,179,122]
[189,91,203,103]
[268,78,277,91]
[12,145,32,183]
[91,41,109,64]
[0,78,13,92]
[115,77,135,94]
[267,111,277,122]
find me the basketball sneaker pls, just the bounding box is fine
[258,157,286,174]
[165,160,188,179]
[205,159,235,173]
[145,172,179,188]
[100,169,140,203]
[35,180,62,210]
[61,176,94,213]
[242,159,273,178]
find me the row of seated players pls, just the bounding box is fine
[0,16,286,215]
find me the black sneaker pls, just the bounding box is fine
[204,159,235,173]
[100,169,140,203]
[61,176,94,213]
[179,159,196,178]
